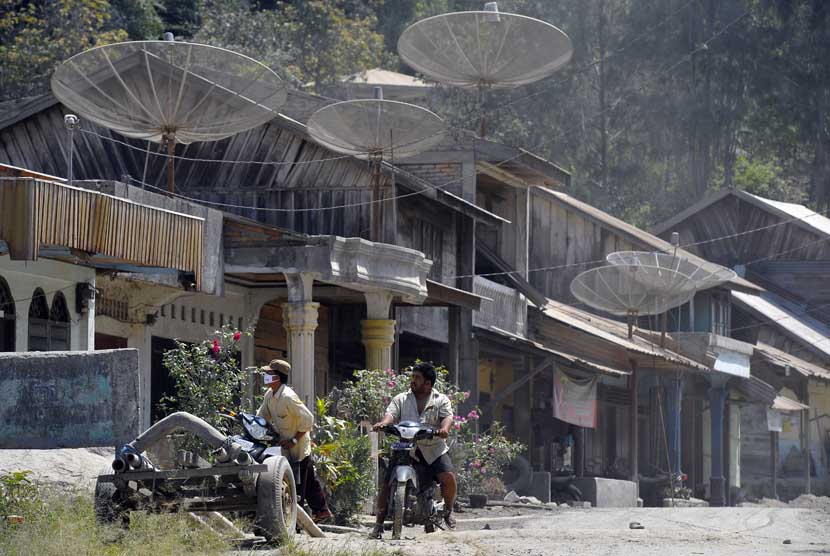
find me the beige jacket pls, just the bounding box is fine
[256,385,314,461]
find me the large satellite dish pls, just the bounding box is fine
[397,4,572,89]
[398,2,572,136]
[307,87,446,241]
[570,265,696,337]
[51,39,288,192]
[606,251,736,292]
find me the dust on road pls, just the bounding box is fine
[275,506,830,556]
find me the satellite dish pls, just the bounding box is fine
[51,40,288,192]
[306,87,446,241]
[397,4,573,89]
[397,2,573,136]
[570,265,695,337]
[606,251,736,292]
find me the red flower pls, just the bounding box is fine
[233,331,241,342]
[212,339,220,354]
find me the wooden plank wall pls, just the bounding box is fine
[398,193,456,284]
[529,192,638,303]
[665,196,830,267]
[0,103,383,239]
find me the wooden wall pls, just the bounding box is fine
[528,190,638,303]
[0,102,382,238]
[661,196,830,268]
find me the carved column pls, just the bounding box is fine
[361,292,395,371]
[282,273,318,408]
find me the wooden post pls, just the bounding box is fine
[629,359,639,491]
[803,381,811,495]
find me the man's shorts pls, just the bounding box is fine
[413,449,454,479]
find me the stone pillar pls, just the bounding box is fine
[283,272,318,408]
[708,378,728,507]
[629,360,639,490]
[361,292,395,371]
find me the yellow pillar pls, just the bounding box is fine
[361,319,395,371]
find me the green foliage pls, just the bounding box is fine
[311,399,374,526]
[158,325,248,434]
[0,490,230,556]
[110,0,164,40]
[0,0,128,101]
[0,471,42,520]
[450,422,524,497]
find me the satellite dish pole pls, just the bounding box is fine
[371,86,384,242]
[63,114,79,186]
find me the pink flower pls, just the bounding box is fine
[489,447,495,455]
[463,391,471,400]
[385,368,394,376]
[467,409,479,420]
[454,415,463,421]
[233,331,241,342]
[386,381,395,388]
[454,423,461,430]
[212,339,220,354]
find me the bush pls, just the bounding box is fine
[158,325,249,441]
[0,470,42,520]
[312,399,374,526]
[450,422,524,498]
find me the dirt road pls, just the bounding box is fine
[283,506,830,556]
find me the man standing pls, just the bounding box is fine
[371,362,456,538]
[257,358,332,523]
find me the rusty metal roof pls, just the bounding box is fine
[753,341,830,381]
[732,290,830,360]
[539,300,710,372]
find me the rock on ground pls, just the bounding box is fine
[0,448,114,492]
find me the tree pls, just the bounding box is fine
[0,0,127,101]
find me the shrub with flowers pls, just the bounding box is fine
[450,422,524,497]
[159,325,249,433]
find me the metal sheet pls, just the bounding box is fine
[772,395,809,412]
[713,349,750,379]
[732,290,830,359]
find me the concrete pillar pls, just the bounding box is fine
[79,278,96,351]
[127,323,151,430]
[802,381,811,495]
[770,430,779,499]
[361,292,395,371]
[708,379,728,507]
[665,375,684,476]
[729,403,741,490]
[283,272,318,408]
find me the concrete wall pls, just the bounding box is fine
[0,257,96,351]
[0,349,139,448]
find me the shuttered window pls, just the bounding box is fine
[28,289,70,351]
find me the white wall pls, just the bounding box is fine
[0,257,96,351]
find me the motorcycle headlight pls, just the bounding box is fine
[246,420,270,441]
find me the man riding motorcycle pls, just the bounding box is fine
[371,362,456,538]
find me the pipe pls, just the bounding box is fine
[125,453,143,469]
[234,451,253,466]
[126,412,229,454]
[112,457,128,473]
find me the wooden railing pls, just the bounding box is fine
[473,276,528,337]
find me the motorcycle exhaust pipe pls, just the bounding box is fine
[125,453,143,469]
[112,457,128,473]
[234,451,252,466]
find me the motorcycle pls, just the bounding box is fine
[218,409,285,464]
[381,421,445,539]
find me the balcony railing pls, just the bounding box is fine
[473,276,528,338]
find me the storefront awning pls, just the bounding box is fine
[772,395,808,412]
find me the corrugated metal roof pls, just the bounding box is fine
[540,300,710,372]
[534,188,761,292]
[773,395,809,411]
[732,290,830,360]
[487,325,629,376]
[753,342,830,381]
[748,194,830,238]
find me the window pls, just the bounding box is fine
[710,292,731,336]
[412,218,443,280]
[0,276,15,352]
[28,289,70,351]
[191,308,196,323]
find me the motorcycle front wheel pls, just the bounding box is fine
[392,480,406,540]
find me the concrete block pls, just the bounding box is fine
[530,471,552,503]
[573,477,638,508]
[661,497,709,508]
[0,349,140,449]
[504,490,520,503]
